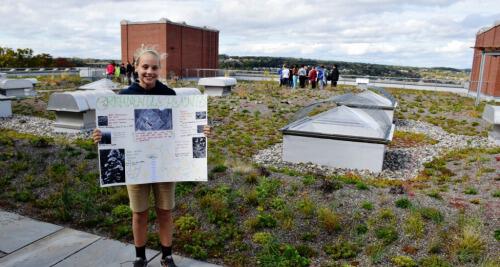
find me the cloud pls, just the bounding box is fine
[0,0,498,68]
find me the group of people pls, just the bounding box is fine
[279,64,340,90]
[106,61,138,85]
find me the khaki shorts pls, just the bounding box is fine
[126,182,176,212]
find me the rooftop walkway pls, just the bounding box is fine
[0,210,221,267]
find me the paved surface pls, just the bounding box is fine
[0,210,221,267]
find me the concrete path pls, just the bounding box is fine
[0,210,221,267]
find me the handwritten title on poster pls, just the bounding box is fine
[96,95,208,187]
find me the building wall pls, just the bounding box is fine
[470,24,500,97]
[121,20,218,79]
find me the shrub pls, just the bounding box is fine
[355,181,369,190]
[324,241,358,260]
[391,255,417,267]
[464,187,478,195]
[356,223,368,235]
[297,197,316,217]
[184,244,208,260]
[175,215,199,231]
[395,197,412,209]
[302,175,316,186]
[211,164,227,173]
[246,213,277,230]
[419,255,452,267]
[453,225,486,263]
[252,232,273,245]
[419,207,444,224]
[320,176,343,192]
[404,212,425,238]
[29,136,54,147]
[257,242,310,267]
[317,207,341,233]
[361,201,374,210]
[111,204,131,219]
[495,229,500,241]
[375,225,398,245]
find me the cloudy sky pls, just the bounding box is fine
[0,0,498,68]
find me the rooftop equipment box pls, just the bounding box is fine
[0,95,13,117]
[482,104,500,145]
[281,105,395,172]
[47,90,115,132]
[79,78,122,92]
[0,79,36,98]
[198,77,237,96]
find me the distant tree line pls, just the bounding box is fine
[0,46,90,68]
[218,54,470,79]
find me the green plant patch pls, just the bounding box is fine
[419,207,444,224]
[257,242,310,267]
[361,201,374,210]
[395,197,412,209]
[419,255,452,267]
[463,187,478,195]
[317,207,341,233]
[374,225,398,245]
[391,255,417,267]
[323,241,359,260]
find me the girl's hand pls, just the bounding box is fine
[92,128,102,144]
[203,125,211,137]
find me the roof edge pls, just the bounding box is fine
[476,20,500,36]
[120,18,219,32]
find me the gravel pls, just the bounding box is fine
[254,119,496,180]
[0,115,92,141]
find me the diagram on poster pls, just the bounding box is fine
[96,95,208,187]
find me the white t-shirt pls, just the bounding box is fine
[282,68,290,78]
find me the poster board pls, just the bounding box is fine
[95,95,208,187]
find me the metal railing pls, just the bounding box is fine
[182,68,470,87]
[0,67,80,77]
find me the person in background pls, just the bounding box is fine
[93,46,210,267]
[298,65,306,88]
[309,66,317,89]
[281,65,290,87]
[114,63,121,81]
[278,67,283,86]
[317,65,325,90]
[292,65,298,89]
[120,63,127,84]
[106,62,115,80]
[126,61,134,85]
[331,64,340,88]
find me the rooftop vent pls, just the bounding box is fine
[47,90,115,132]
[0,95,14,118]
[0,78,36,98]
[198,77,237,96]
[482,104,500,145]
[79,78,121,91]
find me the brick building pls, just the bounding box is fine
[121,18,219,79]
[470,22,500,98]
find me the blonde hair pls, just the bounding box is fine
[134,45,168,68]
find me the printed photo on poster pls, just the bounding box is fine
[192,137,206,158]
[195,111,206,119]
[197,125,204,133]
[100,131,112,144]
[98,116,108,126]
[99,149,126,185]
[135,108,172,131]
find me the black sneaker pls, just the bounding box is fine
[133,257,148,267]
[160,256,177,267]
